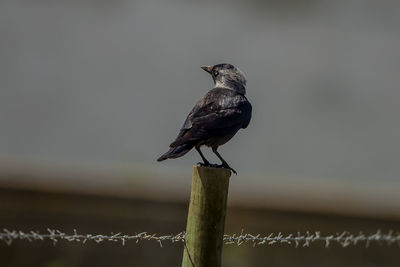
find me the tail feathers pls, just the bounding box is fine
[157,143,194,162]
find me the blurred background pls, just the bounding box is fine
[1,0,400,266]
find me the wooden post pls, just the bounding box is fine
[182,165,231,267]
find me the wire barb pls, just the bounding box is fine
[0,229,399,248]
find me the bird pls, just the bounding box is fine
[157,63,252,174]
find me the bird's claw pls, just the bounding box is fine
[197,162,211,167]
[197,162,237,175]
[218,164,237,175]
[227,167,237,175]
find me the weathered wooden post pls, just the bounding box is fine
[182,165,232,267]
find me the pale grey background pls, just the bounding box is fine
[1,0,399,185]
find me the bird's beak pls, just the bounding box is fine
[201,65,213,74]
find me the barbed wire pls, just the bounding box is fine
[1,229,399,248]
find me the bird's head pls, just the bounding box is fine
[201,63,247,95]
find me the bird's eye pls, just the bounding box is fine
[213,70,219,76]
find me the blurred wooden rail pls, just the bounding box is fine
[0,161,400,220]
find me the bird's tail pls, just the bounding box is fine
[157,143,194,162]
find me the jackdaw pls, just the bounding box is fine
[157,63,252,174]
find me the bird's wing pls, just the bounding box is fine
[170,89,251,147]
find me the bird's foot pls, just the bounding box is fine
[197,162,236,174]
[197,162,212,167]
[197,162,225,169]
[217,163,237,175]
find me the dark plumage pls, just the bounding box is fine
[157,63,252,174]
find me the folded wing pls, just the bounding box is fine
[170,89,252,147]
